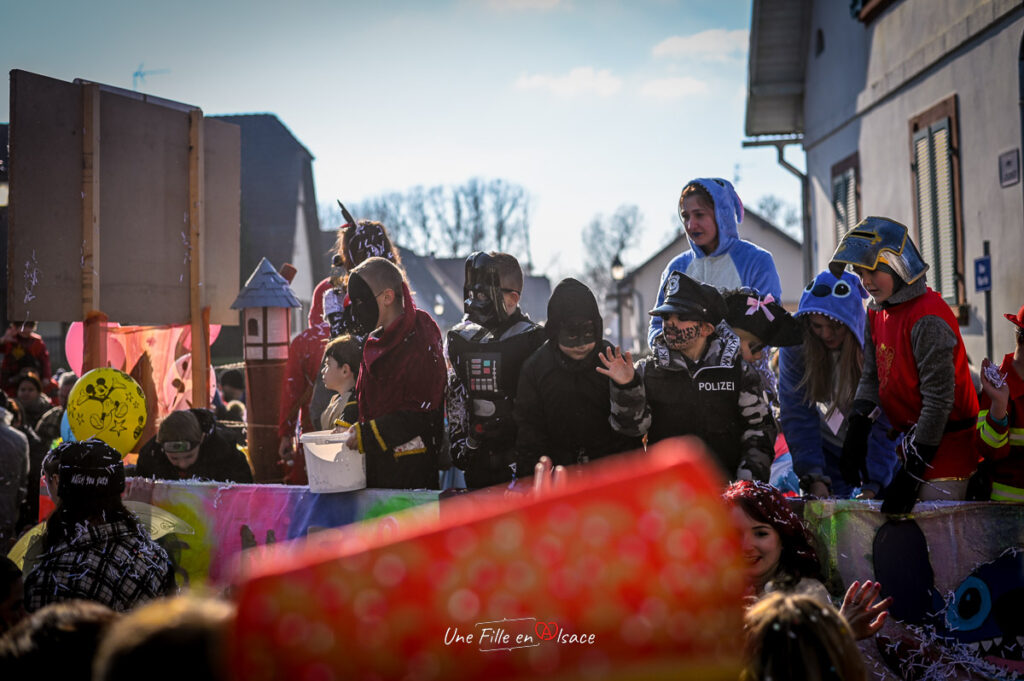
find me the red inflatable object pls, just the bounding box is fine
[229,437,746,681]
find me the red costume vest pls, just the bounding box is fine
[869,288,978,479]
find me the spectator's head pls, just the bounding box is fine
[0,599,119,681]
[742,592,866,681]
[15,370,42,405]
[724,289,803,363]
[649,271,727,357]
[92,595,234,681]
[322,335,362,394]
[723,480,822,593]
[678,178,744,257]
[546,278,602,362]
[335,220,402,272]
[218,369,244,403]
[225,401,246,422]
[348,257,407,333]
[1003,303,1024,350]
[0,557,26,635]
[7,321,37,339]
[829,216,928,304]
[57,372,78,408]
[156,411,205,472]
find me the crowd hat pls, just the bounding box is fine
[54,438,126,498]
[828,216,928,284]
[1004,303,1024,330]
[649,271,727,325]
[725,289,803,348]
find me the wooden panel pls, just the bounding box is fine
[203,118,241,326]
[98,91,191,323]
[8,70,83,322]
[8,70,241,326]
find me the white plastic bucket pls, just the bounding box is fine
[298,430,366,493]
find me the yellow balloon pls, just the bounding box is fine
[67,368,148,456]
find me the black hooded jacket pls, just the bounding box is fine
[514,279,642,470]
[135,409,253,483]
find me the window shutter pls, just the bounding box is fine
[913,118,957,302]
[832,167,857,246]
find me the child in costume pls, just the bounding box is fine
[778,270,900,498]
[648,178,782,347]
[832,217,978,513]
[601,271,775,482]
[975,303,1024,501]
[514,278,641,471]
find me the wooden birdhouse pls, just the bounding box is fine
[231,258,301,361]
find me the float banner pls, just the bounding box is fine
[123,478,440,585]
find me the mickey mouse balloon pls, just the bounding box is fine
[66,368,147,456]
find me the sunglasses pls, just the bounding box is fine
[161,440,198,453]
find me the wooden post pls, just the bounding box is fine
[81,83,106,373]
[188,108,209,408]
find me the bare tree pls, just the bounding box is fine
[580,204,644,295]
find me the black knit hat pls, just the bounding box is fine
[546,278,602,342]
[725,289,803,348]
[649,271,727,325]
[54,438,126,498]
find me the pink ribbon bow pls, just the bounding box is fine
[745,294,775,321]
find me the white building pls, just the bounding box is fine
[746,0,1024,362]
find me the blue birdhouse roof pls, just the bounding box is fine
[231,257,302,309]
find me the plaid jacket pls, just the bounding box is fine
[24,519,173,612]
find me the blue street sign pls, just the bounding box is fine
[975,256,992,293]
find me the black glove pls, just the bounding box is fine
[840,400,876,486]
[881,441,938,514]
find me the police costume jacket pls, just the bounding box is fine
[976,353,1024,499]
[445,309,544,487]
[514,340,641,470]
[347,282,446,490]
[136,409,254,483]
[610,323,775,481]
[855,278,979,480]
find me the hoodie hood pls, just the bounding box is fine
[683,177,744,259]
[545,278,602,342]
[795,270,869,348]
[309,278,331,326]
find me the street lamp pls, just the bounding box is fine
[611,254,625,348]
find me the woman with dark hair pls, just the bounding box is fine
[23,439,174,612]
[724,480,891,641]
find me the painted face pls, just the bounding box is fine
[662,314,707,353]
[807,313,848,351]
[16,381,39,405]
[732,505,783,587]
[680,195,719,254]
[734,328,766,362]
[853,267,896,304]
[321,356,354,393]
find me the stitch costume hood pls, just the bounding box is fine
[795,270,869,348]
[682,178,745,259]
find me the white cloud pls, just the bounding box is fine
[515,67,622,97]
[639,76,708,100]
[487,0,563,10]
[652,29,749,62]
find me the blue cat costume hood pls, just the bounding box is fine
[794,270,869,347]
[777,269,898,497]
[648,178,782,347]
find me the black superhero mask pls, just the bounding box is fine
[346,273,380,334]
[557,318,597,348]
[464,252,510,329]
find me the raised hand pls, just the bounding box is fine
[596,346,635,386]
[839,579,892,640]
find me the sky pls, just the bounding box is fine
[2,0,803,282]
